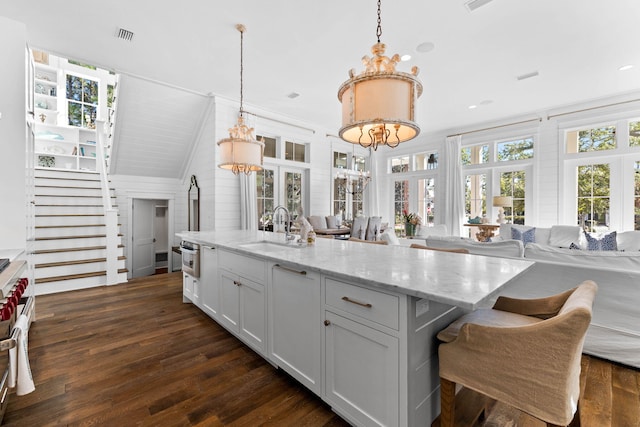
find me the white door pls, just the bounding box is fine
[132,198,156,277]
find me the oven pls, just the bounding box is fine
[180,241,200,278]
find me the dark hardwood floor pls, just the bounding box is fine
[4,272,639,426]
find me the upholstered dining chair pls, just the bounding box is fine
[437,280,597,427]
[409,243,469,254]
[348,237,388,245]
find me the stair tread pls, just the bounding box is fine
[36,256,126,268]
[35,233,123,241]
[33,245,124,254]
[36,214,106,217]
[36,224,108,228]
[35,268,128,284]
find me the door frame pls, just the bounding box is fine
[126,191,175,278]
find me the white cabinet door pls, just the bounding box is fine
[219,269,266,356]
[269,264,321,394]
[324,311,399,427]
[183,272,194,302]
[219,270,240,333]
[200,246,219,319]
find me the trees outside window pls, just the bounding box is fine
[465,174,486,220]
[500,170,526,224]
[394,180,410,235]
[577,163,610,232]
[66,74,97,128]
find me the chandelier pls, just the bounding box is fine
[337,0,423,150]
[217,24,264,175]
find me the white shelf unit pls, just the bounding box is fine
[34,123,97,172]
[33,63,60,126]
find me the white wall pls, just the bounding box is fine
[0,17,26,250]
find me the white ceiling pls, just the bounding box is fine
[3,0,640,145]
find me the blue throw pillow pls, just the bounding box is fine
[584,231,617,251]
[511,227,536,245]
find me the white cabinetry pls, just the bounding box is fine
[200,245,219,319]
[218,250,267,356]
[34,123,97,171]
[323,278,401,427]
[269,263,321,394]
[182,272,198,305]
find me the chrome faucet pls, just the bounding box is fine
[273,205,295,242]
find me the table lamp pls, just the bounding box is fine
[492,196,512,224]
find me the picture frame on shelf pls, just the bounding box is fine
[38,155,55,168]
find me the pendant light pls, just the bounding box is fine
[217,24,264,175]
[338,0,423,150]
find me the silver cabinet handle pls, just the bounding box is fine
[274,264,307,276]
[342,296,372,308]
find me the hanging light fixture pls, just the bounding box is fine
[338,0,423,150]
[217,24,264,175]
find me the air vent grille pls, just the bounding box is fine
[115,28,135,42]
[464,0,494,12]
[517,71,540,81]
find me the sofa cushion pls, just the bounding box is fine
[548,225,581,248]
[524,242,640,272]
[365,216,382,241]
[351,216,368,240]
[425,236,524,258]
[307,215,327,230]
[618,231,640,251]
[325,215,339,229]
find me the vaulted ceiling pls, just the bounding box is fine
[3,0,640,177]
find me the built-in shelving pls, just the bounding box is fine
[34,123,97,172]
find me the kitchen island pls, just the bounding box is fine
[177,230,533,427]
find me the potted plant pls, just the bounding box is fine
[403,211,422,237]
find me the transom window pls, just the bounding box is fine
[497,137,534,162]
[630,121,640,147]
[566,125,616,153]
[391,156,410,173]
[285,141,306,162]
[416,152,438,170]
[461,145,489,165]
[258,135,277,158]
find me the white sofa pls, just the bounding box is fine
[423,225,640,369]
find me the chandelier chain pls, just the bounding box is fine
[239,27,244,116]
[376,0,382,43]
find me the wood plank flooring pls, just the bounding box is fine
[4,272,639,426]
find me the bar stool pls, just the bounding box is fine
[437,281,597,427]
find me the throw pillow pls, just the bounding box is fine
[307,216,326,230]
[585,231,618,251]
[569,242,581,250]
[549,225,581,248]
[617,231,640,251]
[379,229,400,246]
[511,227,536,245]
[325,215,338,229]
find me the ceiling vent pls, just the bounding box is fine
[464,0,494,12]
[115,27,135,42]
[287,92,300,99]
[517,71,540,81]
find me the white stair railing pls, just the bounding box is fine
[96,120,119,285]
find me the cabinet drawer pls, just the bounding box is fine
[219,250,266,283]
[325,278,399,330]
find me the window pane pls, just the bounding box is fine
[333,177,347,217]
[256,169,275,229]
[294,143,306,162]
[566,126,616,153]
[635,161,640,230]
[461,145,489,165]
[394,180,410,235]
[82,78,98,105]
[68,101,82,127]
[416,152,438,170]
[465,174,486,219]
[391,156,409,173]
[497,137,534,161]
[285,172,302,218]
[418,178,435,226]
[285,141,306,162]
[577,163,610,232]
[500,170,526,224]
[630,121,640,147]
[354,155,366,172]
[285,141,294,161]
[334,152,347,168]
[258,135,277,158]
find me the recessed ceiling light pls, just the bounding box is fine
[619,64,634,71]
[401,54,411,62]
[468,105,477,109]
[416,42,435,53]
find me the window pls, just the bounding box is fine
[285,141,306,162]
[416,152,438,170]
[465,173,486,219]
[461,145,489,165]
[333,178,347,217]
[394,180,410,235]
[630,121,640,148]
[418,178,435,226]
[577,163,610,232]
[500,171,526,224]
[285,171,302,218]
[258,135,277,158]
[66,74,98,128]
[334,152,347,168]
[634,161,640,230]
[354,155,366,172]
[257,169,275,229]
[566,125,616,153]
[352,186,364,218]
[497,137,534,162]
[391,156,409,173]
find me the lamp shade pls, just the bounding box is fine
[217,137,264,174]
[492,196,513,207]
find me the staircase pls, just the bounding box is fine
[33,168,128,295]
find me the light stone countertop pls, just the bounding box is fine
[177,230,534,310]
